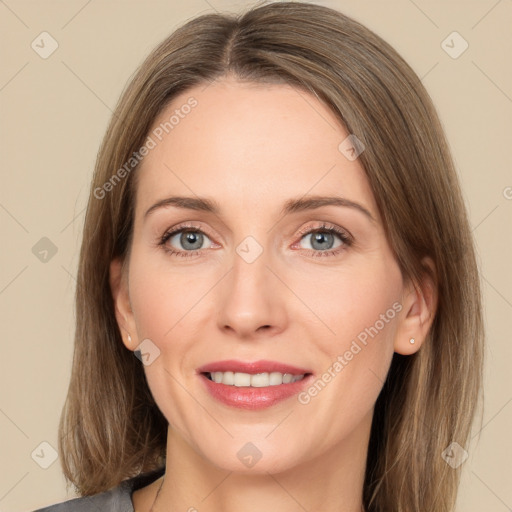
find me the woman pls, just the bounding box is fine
[34,1,484,511]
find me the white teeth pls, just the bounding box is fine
[220,371,234,385]
[208,371,305,387]
[234,372,251,386]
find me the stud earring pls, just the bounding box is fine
[409,338,415,344]
[128,334,132,342]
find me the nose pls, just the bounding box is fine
[216,244,288,340]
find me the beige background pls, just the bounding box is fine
[1,0,511,510]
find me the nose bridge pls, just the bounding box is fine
[232,236,269,295]
[216,233,286,336]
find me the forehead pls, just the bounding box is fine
[134,78,378,222]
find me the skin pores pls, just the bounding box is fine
[111,77,427,511]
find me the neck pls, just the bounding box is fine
[154,411,371,512]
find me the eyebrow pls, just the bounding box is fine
[144,195,375,223]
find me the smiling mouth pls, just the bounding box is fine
[202,371,311,387]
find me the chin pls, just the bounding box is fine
[196,436,306,475]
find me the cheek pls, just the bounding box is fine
[127,254,203,429]
[293,268,401,446]
[293,257,402,417]
[128,250,204,339]
[291,257,403,355]
[319,263,401,395]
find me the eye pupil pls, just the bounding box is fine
[181,231,203,250]
[311,232,334,250]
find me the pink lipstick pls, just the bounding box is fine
[196,359,313,410]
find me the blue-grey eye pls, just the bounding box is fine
[170,230,210,251]
[302,231,343,251]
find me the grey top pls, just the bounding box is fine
[33,467,165,512]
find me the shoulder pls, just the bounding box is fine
[32,467,165,512]
[32,484,132,512]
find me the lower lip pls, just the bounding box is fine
[199,373,313,410]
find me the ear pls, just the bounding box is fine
[109,257,138,351]
[394,256,438,355]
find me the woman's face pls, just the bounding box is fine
[112,77,419,474]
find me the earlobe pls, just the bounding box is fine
[394,257,438,355]
[109,257,138,351]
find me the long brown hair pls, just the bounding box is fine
[59,2,484,510]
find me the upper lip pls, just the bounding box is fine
[197,359,312,375]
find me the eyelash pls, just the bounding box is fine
[157,221,353,259]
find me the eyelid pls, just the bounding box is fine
[294,222,353,242]
[161,221,211,235]
[159,221,217,247]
